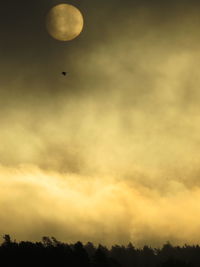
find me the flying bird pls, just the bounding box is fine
[62,72,68,76]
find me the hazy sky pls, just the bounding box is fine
[1,0,200,247]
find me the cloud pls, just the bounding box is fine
[1,0,200,246]
[0,165,200,247]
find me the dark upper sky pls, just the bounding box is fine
[1,0,200,116]
[1,0,200,85]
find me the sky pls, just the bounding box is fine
[1,0,200,247]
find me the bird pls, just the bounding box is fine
[62,72,68,76]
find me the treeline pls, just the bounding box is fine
[0,235,197,267]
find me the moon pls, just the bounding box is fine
[46,4,84,41]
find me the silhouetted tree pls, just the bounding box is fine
[74,241,90,267]
[93,247,109,267]
[0,235,197,267]
[158,258,193,267]
[2,234,11,246]
[85,242,96,258]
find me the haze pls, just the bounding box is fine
[0,0,200,247]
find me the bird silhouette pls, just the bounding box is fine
[62,72,68,76]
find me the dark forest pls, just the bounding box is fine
[0,235,198,267]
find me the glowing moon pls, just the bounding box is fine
[46,4,84,41]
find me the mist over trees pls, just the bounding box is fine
[0,235,198,267]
